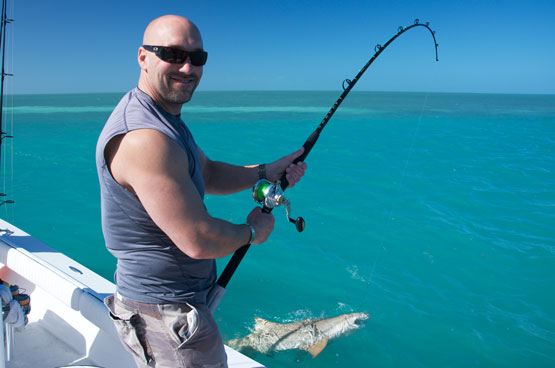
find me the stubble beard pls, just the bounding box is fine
[164,77,199,105]
[166,89,193,105]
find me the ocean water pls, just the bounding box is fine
[1,91,554,367]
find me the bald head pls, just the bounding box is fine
[143,15,203,48]
[138,15,205,114]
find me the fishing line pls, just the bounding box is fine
[217,19,439,293]
[365,92,431,293]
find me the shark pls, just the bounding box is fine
[226,312,370,358]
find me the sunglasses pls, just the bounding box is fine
[142,45,208,66]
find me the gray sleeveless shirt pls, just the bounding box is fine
[96,88,215,304]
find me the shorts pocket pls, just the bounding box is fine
[158,303,228,367]
[104,295,153,365]
[176,304,201,349]
[158,302,200,349]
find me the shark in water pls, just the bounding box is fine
[226,312,370,358]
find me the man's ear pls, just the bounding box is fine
[138,47,148,71]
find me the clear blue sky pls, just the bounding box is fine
[8,0,555,94]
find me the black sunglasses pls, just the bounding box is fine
[142,45,208,66]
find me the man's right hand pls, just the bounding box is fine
[246,207,275,245]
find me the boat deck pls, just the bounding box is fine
[6,321,96,368]
[5,320,262,368]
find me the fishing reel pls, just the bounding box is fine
[252,179,305,232]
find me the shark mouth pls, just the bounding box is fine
[348,313,370,329]
[355,313,370,323]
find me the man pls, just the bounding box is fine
[96,15,307,368]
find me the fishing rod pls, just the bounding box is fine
[216,19,439,290]
[0,0,14,207]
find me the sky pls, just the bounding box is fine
[6,0,555,95]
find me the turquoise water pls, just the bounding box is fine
[1,91,554,367]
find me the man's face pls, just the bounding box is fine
[150,48,203,106]
[140,20,204,113]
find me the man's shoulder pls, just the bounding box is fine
[117,89,178,133]
[121,129,188,165]
[109,128,190,192]
[123,128,171,146]
[112,89,153,119]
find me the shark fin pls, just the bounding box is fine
[302,338,328,358]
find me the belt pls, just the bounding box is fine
[114,292,193,317]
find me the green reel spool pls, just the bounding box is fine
[252,179,305,232]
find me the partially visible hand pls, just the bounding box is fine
[267,147,308,188]
[246,207,275,245]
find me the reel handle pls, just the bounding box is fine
[262,206,304,232]
[289,216,305,232]
[262,205,304,232]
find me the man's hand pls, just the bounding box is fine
[266,147,308,188]
[246,207,275,245]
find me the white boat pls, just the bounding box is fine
[0,3,263,367]
[0,219,264,368]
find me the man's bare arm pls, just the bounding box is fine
[106,129,273,259]
[197,147,307,195]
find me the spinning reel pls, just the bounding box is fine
[252,179,305,232]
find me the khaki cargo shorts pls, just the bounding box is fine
[105,294,228,368]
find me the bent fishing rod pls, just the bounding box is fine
[217,19,439,290]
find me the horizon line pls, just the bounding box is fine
[8,89,555,97]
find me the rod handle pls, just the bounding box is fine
[280,130,320,190]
